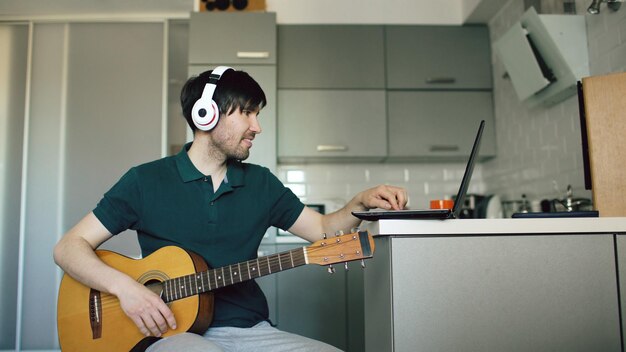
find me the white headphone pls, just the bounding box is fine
[191,66,233,131]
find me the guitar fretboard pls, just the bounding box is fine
[162,247,307,302]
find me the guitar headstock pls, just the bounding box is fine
[306,230,375,266]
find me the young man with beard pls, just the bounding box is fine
[54,67,407,351]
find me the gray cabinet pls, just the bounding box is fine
[366,235,621,352]
[385,25,495,160]
[277,25,387,163]
[276,24,495,162]
[387,91,495,159]
[277,89,387,162]
[258,243,353,351]
[278,25,385,89]
[189,12,276,65]
[385,25,492,89]
[275,243,348,350]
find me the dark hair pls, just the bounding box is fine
[180,69,267,132]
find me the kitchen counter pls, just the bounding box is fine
[363,217,626,236]
[360,217,626,352]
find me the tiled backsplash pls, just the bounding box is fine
[278,0,626,212]
[277,163,485,209]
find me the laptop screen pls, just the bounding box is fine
[451,120,485,218]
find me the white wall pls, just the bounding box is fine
[267,0,464,24]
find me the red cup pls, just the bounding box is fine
[430,199,454,210]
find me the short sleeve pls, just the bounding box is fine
[265,171,305,231]
[93,167,142,235]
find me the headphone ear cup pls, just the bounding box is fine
[192,97,220,131]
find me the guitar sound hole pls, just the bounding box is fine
[145,280,165,299]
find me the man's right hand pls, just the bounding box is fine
[116,278,177,337]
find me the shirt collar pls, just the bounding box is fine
[175,142,245,187]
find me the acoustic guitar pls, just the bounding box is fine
[57,230,375,352]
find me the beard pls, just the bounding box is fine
[209,131,252,161]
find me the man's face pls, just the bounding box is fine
[210,106,262,161]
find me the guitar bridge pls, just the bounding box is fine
[89,288,102,339]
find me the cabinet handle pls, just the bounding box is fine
[317,145,348,152]
[429,145,459,152]
[425,77,456,84]
[236,51,270,59]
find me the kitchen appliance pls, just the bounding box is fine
[457,194,503,219]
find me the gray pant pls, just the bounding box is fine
[146,321,342,352]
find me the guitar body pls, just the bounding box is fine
[57,246,213,352]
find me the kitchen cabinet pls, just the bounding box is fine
[257,242,364,351]
[277,25,387,163]
[277,89,387,162]
[387,91,496,160]
[278,25,385,89]
[364,218,625,352]
[385,25,492,89]
[276,24,495,163]
[189,12,276,65]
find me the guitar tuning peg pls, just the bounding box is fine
[335,230,344,237]
[327,264,336,274]
[322,233,327,239]
[344,262,349,271]
[361,259,366,269]
[350,227,359,233]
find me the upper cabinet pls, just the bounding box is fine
[277,89,387,162]
[387,91,496,160]
[189,12,276,65]
[276,24,495,163]
[277,25,385,89]
[385,26,492,90]
[277,25,387,163]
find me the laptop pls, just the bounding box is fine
[351,120,485,221]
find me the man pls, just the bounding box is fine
[54,67,407,351]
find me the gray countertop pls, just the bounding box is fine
[362,217,626,236]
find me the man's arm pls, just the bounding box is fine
[287,185,408,242]
[53,212,176,337]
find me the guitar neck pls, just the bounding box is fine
[161,246,307,303]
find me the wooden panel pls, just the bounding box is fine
[582,72,626,217]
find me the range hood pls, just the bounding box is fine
[494,7,589,107]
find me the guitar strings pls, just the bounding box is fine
[97,239,357,311]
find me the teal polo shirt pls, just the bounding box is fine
[93,143,305,328]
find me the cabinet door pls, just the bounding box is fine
[278,25,385,89]
[189,12,276,65]
[278,89,387,162]
[387,91,495,159]
[386,26,492,89]
[275,244,347,351]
